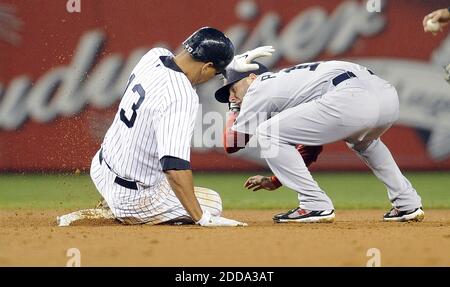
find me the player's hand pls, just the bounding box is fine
[244,175,279,191]
[445,63,450,85]
[423,8,450,33]
[229,102,241,112]
[196,210,247,227]
[227,46,275,72]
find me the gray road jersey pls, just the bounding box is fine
[233,60,371,135]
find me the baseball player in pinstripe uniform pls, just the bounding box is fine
[57,27,274,227]
[216,60,424,223]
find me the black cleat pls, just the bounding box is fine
[383,207,424,222]
[273,207,335,223]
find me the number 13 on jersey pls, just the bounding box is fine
[120,74,146,128]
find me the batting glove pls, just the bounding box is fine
[196,210,247,227]
[227,46,275,72]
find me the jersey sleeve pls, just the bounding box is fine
[231,82,275,135]
[155,86,198,162]
[223,111,251,153]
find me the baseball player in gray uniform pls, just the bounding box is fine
[57,28,274,227]
[215,60,424,223]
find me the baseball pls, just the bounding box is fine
[426,19,441,32]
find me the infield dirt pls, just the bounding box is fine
[1,209,450,266]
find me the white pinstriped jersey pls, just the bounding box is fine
[101,48,199,187]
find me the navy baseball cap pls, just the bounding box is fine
[214,62,269,103]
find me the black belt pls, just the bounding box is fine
[99,149,138,190]
[332,71,357,86]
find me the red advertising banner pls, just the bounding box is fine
[1,0,450,171]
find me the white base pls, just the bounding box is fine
[56,208,115,226]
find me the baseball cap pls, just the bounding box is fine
[214,62,269,103]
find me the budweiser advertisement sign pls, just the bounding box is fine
[1,0,450,171]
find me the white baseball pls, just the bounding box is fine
[426,19,441,32]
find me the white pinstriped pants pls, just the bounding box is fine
[90,150,222,224]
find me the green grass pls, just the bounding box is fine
[0,172,449,210]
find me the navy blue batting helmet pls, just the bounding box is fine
[183,27,235,73]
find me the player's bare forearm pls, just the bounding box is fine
[164,170,203,222]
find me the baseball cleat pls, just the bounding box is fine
[383,207,424,222]
[273,207,335,223]
[162,216,195,225]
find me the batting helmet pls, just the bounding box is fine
[183,27,235,73]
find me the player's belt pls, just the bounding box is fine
[332,71,357,86]
[99,149,138,190]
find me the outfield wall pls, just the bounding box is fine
[1,0,450,172]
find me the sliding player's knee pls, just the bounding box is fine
[194,187,223,216]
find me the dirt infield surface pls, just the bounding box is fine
[1,209,450,266]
